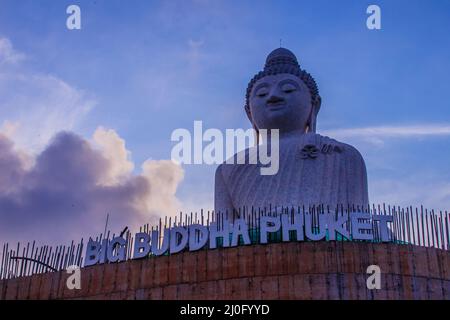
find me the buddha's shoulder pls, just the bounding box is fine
[215,133,366,179]
[311,133,365,162]
[215,146,259,179]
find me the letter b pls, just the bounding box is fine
[84,240,101,267]
[133,232,151,259]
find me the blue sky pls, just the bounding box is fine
[0,0,449,243]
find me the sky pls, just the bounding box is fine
[0,0,449,245]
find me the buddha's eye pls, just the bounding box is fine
[255,88,269,97]
[281,83,297,93]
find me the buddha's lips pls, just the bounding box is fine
[267,102,286,110]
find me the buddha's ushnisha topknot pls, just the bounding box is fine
[245,48,320,120]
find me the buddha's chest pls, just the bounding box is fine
[226,147,346,208]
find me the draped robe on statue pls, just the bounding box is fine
[215,133,369,213]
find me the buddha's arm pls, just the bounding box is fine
[214,164,235,214]
[347,146,370,208]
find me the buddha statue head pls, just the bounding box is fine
[245,48,321,135]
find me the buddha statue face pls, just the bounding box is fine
[248,73,315,134]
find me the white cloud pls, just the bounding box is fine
[370,177,450,212]
[323,124,450,210]
[0,120,19,139]
[0,37,95,153]
[321,124,450,148]
[140,159,185,219]
[186,39,205,75]
[181,193,214,214]
[323,124,450,139]
[0,37,186,245]
[0,128,185,245]
[0,37,25,65]
[92,126,135,186]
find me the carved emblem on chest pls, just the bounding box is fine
[300,142,343,159]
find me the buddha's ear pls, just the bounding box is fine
[245,106,260,144]
[245,105,252,122]
[306,96,321,133]
[310,96,321,133]
[313,95,322,113]
[306,111,315,133]
[253,126,260,145]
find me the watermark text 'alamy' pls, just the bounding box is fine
[171,121,279,175]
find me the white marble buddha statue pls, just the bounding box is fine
[214,48,369,214]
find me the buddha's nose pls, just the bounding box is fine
[267,94,285,104]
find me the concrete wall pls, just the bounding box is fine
[1,242,449,300]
